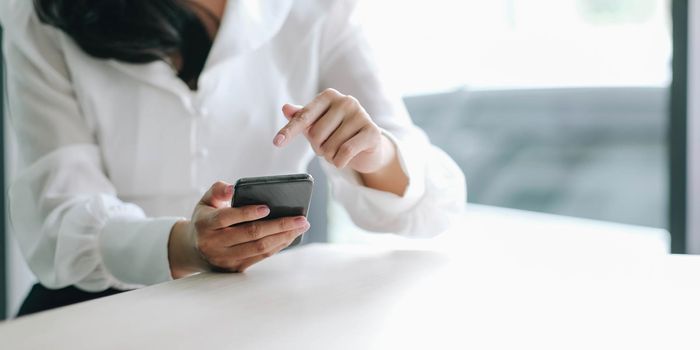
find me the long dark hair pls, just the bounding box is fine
[34,0,214,88]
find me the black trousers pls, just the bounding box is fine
[17,284,127,317]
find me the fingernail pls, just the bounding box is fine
[273,134,286,147]
[257,206,270,215]
[225,185,233,196]
[295,216,308,225]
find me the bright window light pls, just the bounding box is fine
[358,0,671,95]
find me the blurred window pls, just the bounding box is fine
[358,0,670,92]
[330,0,671,240]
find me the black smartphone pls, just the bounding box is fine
[231,173,314,248]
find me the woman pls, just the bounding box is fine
[0,0,466,316]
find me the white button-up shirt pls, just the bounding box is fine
[0,0,466,292]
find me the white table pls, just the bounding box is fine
[1,208,699,349]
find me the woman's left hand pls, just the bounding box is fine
[273,88,394,174]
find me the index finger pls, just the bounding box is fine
[202,205,270,230]
[273,89,338,147]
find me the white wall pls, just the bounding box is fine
[689,0,700,254]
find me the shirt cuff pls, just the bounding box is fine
[99,216,184,286]
[323,129,426,215]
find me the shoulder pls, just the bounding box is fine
[1,0,64,52]
[0,0,34,31]
[283,0,363,42]
[288,0,361,23]
[1,0,73,85]
[1,0,37,36]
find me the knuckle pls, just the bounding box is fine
[246,222,259,239]
[306,126,317,138]
[323,152,335,164]
[311,135,325,146]
[228,261,243,271]
[225,258,244,271]
[278,217,288,231]
[320,144,335,157]
[208,255,227,268]
[197,238,213,254]
[296,112,310,124]
[341,95,359,109]
[307,127,322,144]
[228,264,243,273]
[210,211,224,227]
[194,218,206,231]
[215,256,230,268]
[354,104,370,117]
[354,111,369,123]
[255,239,269,253]
[339,143,354,156]
[321,88,339,98]
[368,125,381,138]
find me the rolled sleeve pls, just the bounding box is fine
[4,11,184,291]
[318,0,466,237]
[99,216,183,286]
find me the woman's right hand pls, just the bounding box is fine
[168,181,310,278]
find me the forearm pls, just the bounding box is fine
[358,135,409,197]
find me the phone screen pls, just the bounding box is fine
[231,174,314,247]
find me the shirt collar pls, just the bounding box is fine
[208,0,294,66]
[107,0,294,95]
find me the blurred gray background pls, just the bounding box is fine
[405,87,667,228]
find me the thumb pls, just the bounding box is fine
[282,104,303,120]
[200,181,233,208]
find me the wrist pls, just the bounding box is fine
[168,220,207,279]
[356,134,397,175]
[357,134,409,196]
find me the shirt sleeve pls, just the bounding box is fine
[2,6,181,291]
[317,0,467,237]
